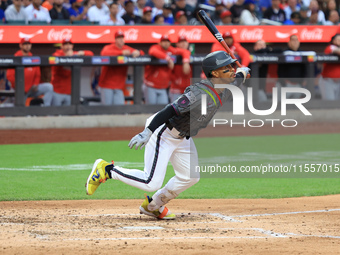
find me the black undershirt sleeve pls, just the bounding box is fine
[147,104,178,132]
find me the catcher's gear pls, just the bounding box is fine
[236,67,251,83]
[202,51,237,78]
[128,128,153,150]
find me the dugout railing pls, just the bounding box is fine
[0,54,339,117]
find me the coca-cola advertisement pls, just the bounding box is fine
[178,28,202,41]
[47,29,73,42]
[0,25,339,44]
[124,28,139,41]
[300,28,323,41]
[239,28,264,41]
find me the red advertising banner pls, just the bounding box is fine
[0,25,339,44]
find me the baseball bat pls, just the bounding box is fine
[197,10,250,78]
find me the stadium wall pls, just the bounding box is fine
[1,109,340,130]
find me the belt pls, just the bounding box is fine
[166,122,188,139]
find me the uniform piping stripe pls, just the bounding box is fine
[199,88,217,106]
[171,104,179,115]
[112,125,167,184]
[202,83,222,106]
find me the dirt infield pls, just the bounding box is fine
[1,122,340,254]
[1,196,340,254]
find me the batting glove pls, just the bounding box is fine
[236,67,251,83]
[128,128,153,150]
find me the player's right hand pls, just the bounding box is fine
[128,128,153,150]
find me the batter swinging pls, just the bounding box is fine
[85,51,250,219]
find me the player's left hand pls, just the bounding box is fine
[128,128,153,150]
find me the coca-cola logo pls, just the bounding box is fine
[0,29,3,41]
[124,28,138,41]
[47,29,73,41]
[300,28,323,41]
[240,28,263,41]
[178,28,202,40]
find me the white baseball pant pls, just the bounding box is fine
[276,81,303,99]
[100,88,125,105]
[144,86,169,104]
[319,76,340,100]
[52,92,71,106]
[26,82,54,106]
[110,117,200,209]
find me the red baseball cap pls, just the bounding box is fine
[62,38,73,44]
[160,35,171,42]
[178,35,187,42]
[115,30,125,38]
[20,37,31,44]
[175,10,185,20]
[220,10,232,19]
[143,6,152,14]
[222,31,233,39]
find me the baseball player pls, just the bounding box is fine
[169,35,192,102]
[319,33,340,100]
[211,31,251,68]
[51,38,94,106]
[99,30,143,105]
[85,51,250,219]
[144,34,191,105]
[6,38,54,106]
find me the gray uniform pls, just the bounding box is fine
[169,79,231,138]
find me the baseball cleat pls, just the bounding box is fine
[139,195,176,220]
[85,159,111,195]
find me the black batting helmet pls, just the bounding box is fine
[202,51,236,78]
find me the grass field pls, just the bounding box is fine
[1,133,340,201]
